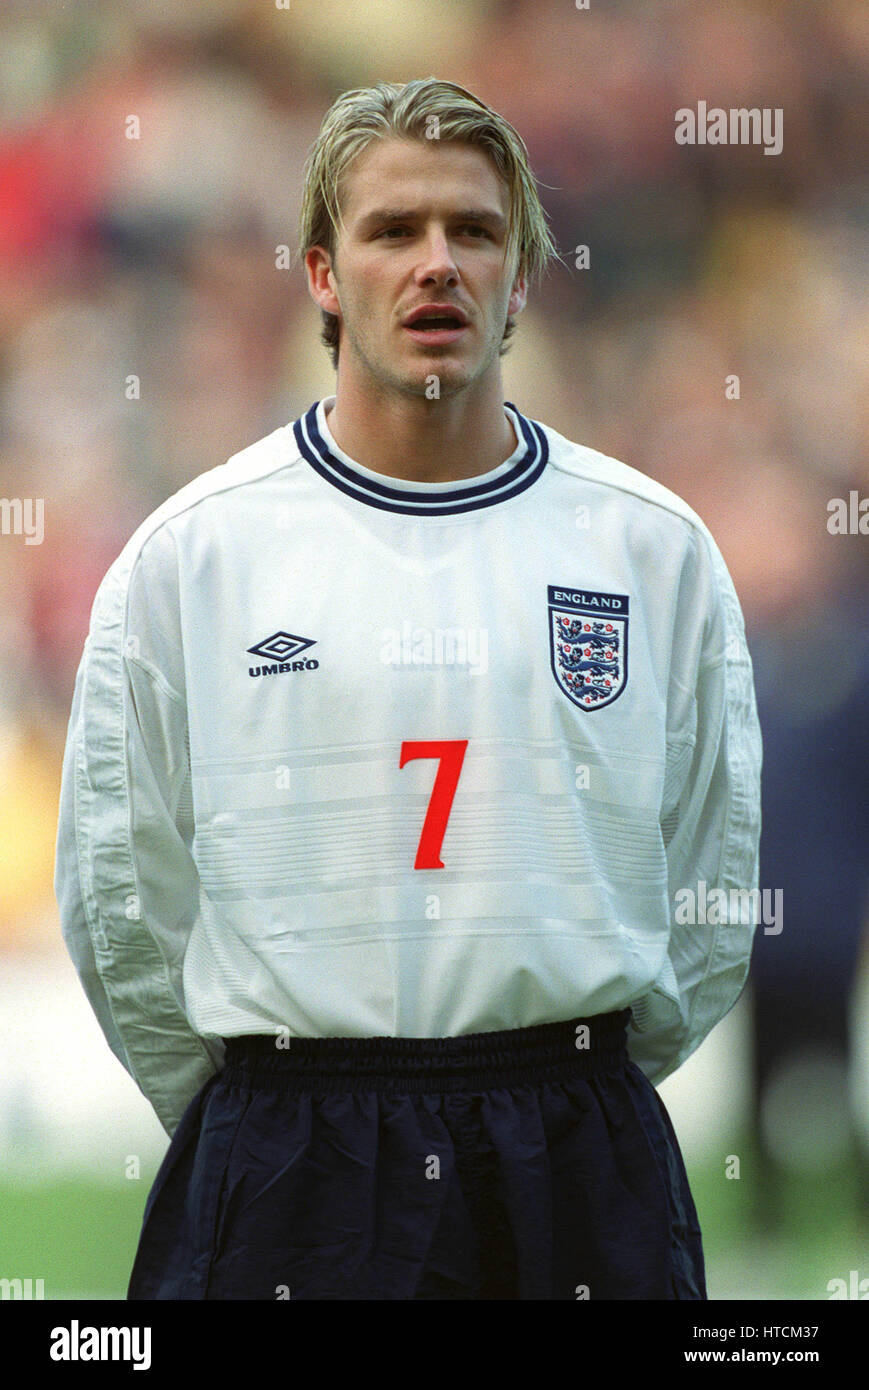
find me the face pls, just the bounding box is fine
[305,137,527,399]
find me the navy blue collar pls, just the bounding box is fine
[293,399,548,516]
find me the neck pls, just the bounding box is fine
[324,375,516,483]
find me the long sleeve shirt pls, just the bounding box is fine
[55,396,762,1135]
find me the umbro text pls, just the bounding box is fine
[249,660,319,677]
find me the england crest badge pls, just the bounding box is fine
[548,585,629,710]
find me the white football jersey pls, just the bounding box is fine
[56,396,762,1135]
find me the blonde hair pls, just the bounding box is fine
[297,78,559,367]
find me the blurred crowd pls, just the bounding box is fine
[0,0,866,1198]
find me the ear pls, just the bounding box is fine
[305,246,341,317]
[507,268,527,319]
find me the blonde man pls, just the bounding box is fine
[57,79,761,1300]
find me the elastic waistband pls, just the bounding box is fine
[220,1010,632,1094]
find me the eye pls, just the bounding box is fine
[379,226,411,239]
[461,225,491,238]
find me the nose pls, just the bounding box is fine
[413,226,459,288]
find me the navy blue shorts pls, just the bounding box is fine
[127,1010,706,1300]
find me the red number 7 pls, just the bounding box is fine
[399,740,468,869]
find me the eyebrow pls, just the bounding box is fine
[355,208,507,233]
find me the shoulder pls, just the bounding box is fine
[96,422,305,604]
[536,415,711,539]
[525,414,751,644]
[134,421,303,557]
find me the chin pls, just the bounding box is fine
[402,359,474,396]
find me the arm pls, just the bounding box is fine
[55,530,223,1137]
[627,528,762,1083]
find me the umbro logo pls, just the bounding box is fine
[248,631,315,662]
[247,630,319,678]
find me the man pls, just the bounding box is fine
[56,78,762,1300]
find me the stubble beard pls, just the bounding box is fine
[338,303,510,402]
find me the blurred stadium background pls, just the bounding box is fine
[0,0,867,1300]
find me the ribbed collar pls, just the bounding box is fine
[293,396,548,516]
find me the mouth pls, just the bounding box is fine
[402,308,470,347]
